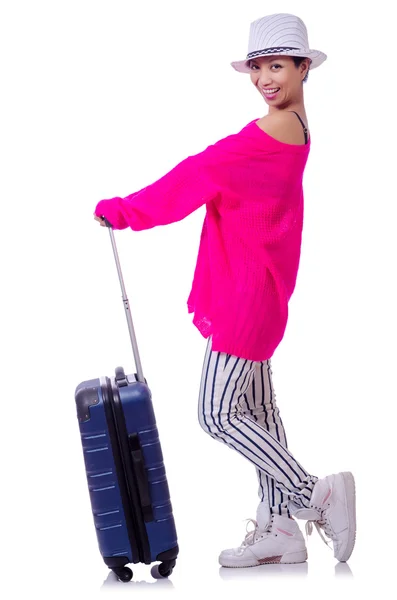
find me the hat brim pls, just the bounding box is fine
[230,49,327,73]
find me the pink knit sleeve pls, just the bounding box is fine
[94,151,220,231]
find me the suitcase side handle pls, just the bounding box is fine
[102,217,145,383]
[129,433,154,522]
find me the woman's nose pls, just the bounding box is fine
[257,72,272,85]
[258,78,273,88]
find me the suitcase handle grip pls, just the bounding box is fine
[101,217,145,383]
[129,433,154,522]
[102,217,113,228]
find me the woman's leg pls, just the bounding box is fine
[198,337,318,516]
[242,359,292,518]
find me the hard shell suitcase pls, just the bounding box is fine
[74,220,178,582]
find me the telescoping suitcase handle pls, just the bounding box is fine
[101,216,145,384]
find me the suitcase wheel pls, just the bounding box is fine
[151,559,176,579]
[112,566,133,583]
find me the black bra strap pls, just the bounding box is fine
[289,111,309,144]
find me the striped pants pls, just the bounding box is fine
[198,336,318,518]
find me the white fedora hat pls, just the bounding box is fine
[231,13,327,73]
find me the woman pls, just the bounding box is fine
[94,13,356,568]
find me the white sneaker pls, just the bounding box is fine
[289,471,356,562]
[219,514,308,568]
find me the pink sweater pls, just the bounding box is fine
[95,118,311,361]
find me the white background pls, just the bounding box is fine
[1,0,396,597]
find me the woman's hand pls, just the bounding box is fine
[94,214,106,227]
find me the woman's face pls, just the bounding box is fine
[248,55,310,105]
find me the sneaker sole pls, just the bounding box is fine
[337,471,356,562]
[219,549,308,568]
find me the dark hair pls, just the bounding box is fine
[292,56,310,83]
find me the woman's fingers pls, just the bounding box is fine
[94,214,105,226]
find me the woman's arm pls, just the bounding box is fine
[94,150,221,231]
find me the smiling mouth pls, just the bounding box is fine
[262,88,280,95]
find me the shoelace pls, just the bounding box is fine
[241,519,260,547]
[305,515,333,550]
[241,517,273,548]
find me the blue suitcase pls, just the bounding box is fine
[75,220,178,582]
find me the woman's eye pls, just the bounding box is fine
[250,63,281,70]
